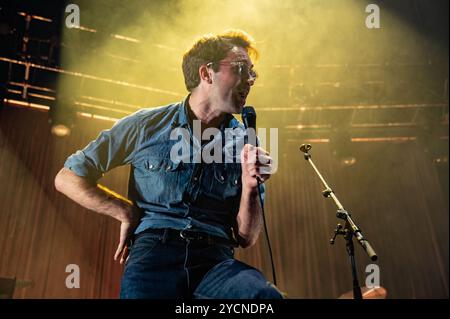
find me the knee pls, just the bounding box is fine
[254,282,284,299]
[235,270,284,299]
[194,259,285,299]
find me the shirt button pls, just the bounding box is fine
[234,179,238,185]
[166,165,172,171]
[193,176,198,182]
[149,164,154,170]
[220,175,225,181]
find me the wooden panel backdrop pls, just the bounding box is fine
[0,106,448,298]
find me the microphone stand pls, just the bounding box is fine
[299,144,378,299]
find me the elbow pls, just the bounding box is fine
[54,170,64,192]
[54,168,68,193]
[54,168,95,194]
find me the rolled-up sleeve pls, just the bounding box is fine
[64,111,142,183]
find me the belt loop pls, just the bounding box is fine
[161,228,169,244]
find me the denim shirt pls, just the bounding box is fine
[64,96,265,240]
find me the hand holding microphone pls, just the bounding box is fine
[241,106,273,188]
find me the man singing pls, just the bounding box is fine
[55,29,283,299]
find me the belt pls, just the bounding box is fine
[134,228,239,247]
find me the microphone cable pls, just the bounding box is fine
[256,178,277,286]
[242,106,277,286]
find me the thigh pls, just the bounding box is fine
[193,259,283,299]
[184,242,235,295]
[119,234,188,299]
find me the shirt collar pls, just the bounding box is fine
[171,95,190,129]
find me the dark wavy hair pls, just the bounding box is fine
[182,29,258,92]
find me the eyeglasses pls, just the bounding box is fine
[207,61,258,82]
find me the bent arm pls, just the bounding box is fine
[235,144,272,249]
[235,187,263,248]
[54,167,133,222]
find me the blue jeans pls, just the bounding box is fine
[119,229,283,299]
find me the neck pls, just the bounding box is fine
[188,92,226,130]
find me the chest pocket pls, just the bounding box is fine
[207,163,242,201]
[133,156,190,205]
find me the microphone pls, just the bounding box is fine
[242,106,262,184]
[242,106,257,146]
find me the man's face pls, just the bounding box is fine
[209,46,256,114]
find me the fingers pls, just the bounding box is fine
[114,242,124,261]
[244,146,273,180]
[242,145,271,164]
[120,246,129,265]
[255,154,272,166]
[114,222,130,262]
[247,167,271,182]
[115,243,130,265]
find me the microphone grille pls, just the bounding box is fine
[242,106,256,118]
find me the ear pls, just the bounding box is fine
[199,65,213,84]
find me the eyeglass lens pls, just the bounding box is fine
[236,63,257,80]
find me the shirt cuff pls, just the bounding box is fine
[63,150,103,182]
